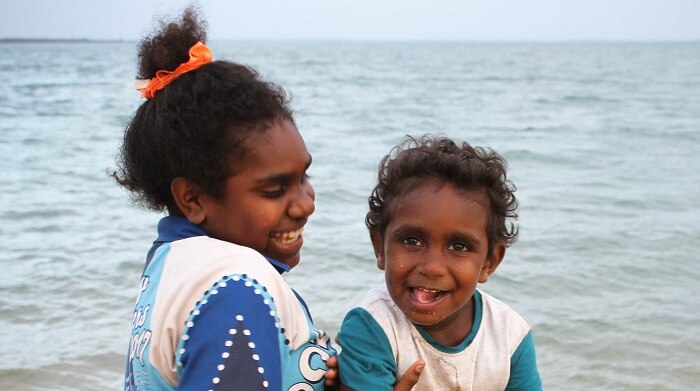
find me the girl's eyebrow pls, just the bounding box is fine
[257,155,312,184]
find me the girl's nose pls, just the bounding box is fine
[288,181,315,219]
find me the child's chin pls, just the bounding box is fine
[405,313,444,328]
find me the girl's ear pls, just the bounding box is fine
[370,230,386,270]
[479,243,506,283]
[171,177,207,224]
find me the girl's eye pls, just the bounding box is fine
[262,173,307,198]
[401,237,422,247]
[262,187,286,198]
[448,242,469,252]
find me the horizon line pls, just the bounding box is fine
[1,37,699,44]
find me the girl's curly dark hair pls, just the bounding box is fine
[366,134,519,251]
[112,6,293,212]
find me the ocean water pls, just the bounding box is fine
[1,41,699,390]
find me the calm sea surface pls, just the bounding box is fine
[1,41,699,390]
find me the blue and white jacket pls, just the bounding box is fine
[125,216,336,390]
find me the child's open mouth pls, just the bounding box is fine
[410,286,450,304]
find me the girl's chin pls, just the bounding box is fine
[280,253,301,269]
[266,235,304,267]
[266,250,302,269]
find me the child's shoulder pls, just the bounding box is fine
[355,285,393,307]
[477,288,531,340]
[351,285,409,328]
[354,285,402,315]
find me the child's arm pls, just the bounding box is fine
[506,331,542,391]
[324,356,338,389]
[393,360,425,391]
[337,307,395,390]
[335,359,424,391]
[337,307,423,391]
[328,338,422,391]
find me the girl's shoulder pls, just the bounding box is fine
[166,236,277,281]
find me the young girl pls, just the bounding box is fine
[113,8,337,390]
[337,135,542,390]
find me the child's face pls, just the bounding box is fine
[199,119,315,268]
[371,181,504,341]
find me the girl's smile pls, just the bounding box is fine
[197,119,315,268]
[270,227,304,244]
[268,227,305,256]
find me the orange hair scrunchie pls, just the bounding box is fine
[136,41,212,99]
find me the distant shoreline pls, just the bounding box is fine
[1,37,697,45]
[0,38,129,44]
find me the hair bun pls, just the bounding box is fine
[136,6,208,79]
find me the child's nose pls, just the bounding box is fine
[417,249,447,276]
[288,182,315,219]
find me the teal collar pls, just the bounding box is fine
[414,289,483,353]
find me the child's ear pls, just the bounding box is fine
[369,230,386,270]
[479,243,506,283]
[171,177,207,225]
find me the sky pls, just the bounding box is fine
[1,0,699,42]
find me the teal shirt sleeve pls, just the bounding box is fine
[337,307,396,391]
[506,331,543,391]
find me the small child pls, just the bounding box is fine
[114,7,336,390]
[338,135,542,391]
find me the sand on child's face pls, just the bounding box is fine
[374,182,501,346]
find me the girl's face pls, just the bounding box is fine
[199,119,315,268]
[371,181,504,345]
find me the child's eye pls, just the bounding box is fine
[448,242,469,252]
[401,237,423,247]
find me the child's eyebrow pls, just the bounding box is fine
[390,225,426,238]
[391,225,483,246]
[448,232,481,246]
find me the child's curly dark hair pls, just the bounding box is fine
[366,134,519,251]
[112,6,293,213]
